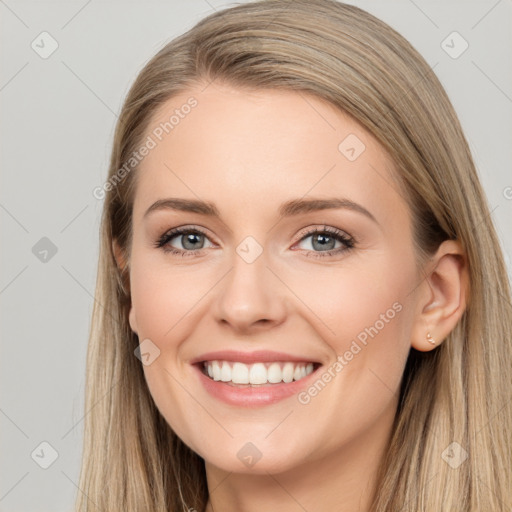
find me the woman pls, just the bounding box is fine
[77,0,512,510]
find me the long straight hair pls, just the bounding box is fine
[76,1,512,510]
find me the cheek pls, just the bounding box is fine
[283,262,416,452]
[293,256,414,344]
[129,257,209,340]
[293,253,416,397]
[129,258,213,446]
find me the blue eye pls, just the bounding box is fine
[155,226,213,256]
[155,225,355,259]
[293,226,355,259]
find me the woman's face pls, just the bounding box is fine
[125,82,423,475]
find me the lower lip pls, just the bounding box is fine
[193,363,321,407]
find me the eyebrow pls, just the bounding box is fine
[143,197,378,224]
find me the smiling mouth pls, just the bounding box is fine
[200,360,320,387]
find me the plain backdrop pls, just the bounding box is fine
[1,0,511,510]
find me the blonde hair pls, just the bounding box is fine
[77,1,512,510]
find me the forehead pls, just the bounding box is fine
[133,82,409,229]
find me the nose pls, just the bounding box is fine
[213,247,288,333]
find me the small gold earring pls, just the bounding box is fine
[426,332,436,345]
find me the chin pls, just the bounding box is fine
[195,434,316,476]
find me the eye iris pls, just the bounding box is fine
[182,232,203,250]
[312,233,335,251]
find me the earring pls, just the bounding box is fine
[426,332,436,345]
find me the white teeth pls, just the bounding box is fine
[249,363,267,384]
[267,362,282,383]
[203,360,315,385]
[282,362,294,383]
[231,362,249,384]
[212,361,221,381]
[220,361,231,382]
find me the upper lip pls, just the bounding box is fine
[190,350,321,365]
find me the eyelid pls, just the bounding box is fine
[156,224,355,258]
[290,225,355,257]
[293,224,353,243]
[160,224,215,242]
[154,225,215,252]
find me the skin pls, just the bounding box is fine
[114,81,468,512]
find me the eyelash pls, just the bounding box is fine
[154,225,355,259]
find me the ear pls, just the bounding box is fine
[411,240,469,352]
[112,239,138,335]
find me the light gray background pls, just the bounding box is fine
[1,1,511,510]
